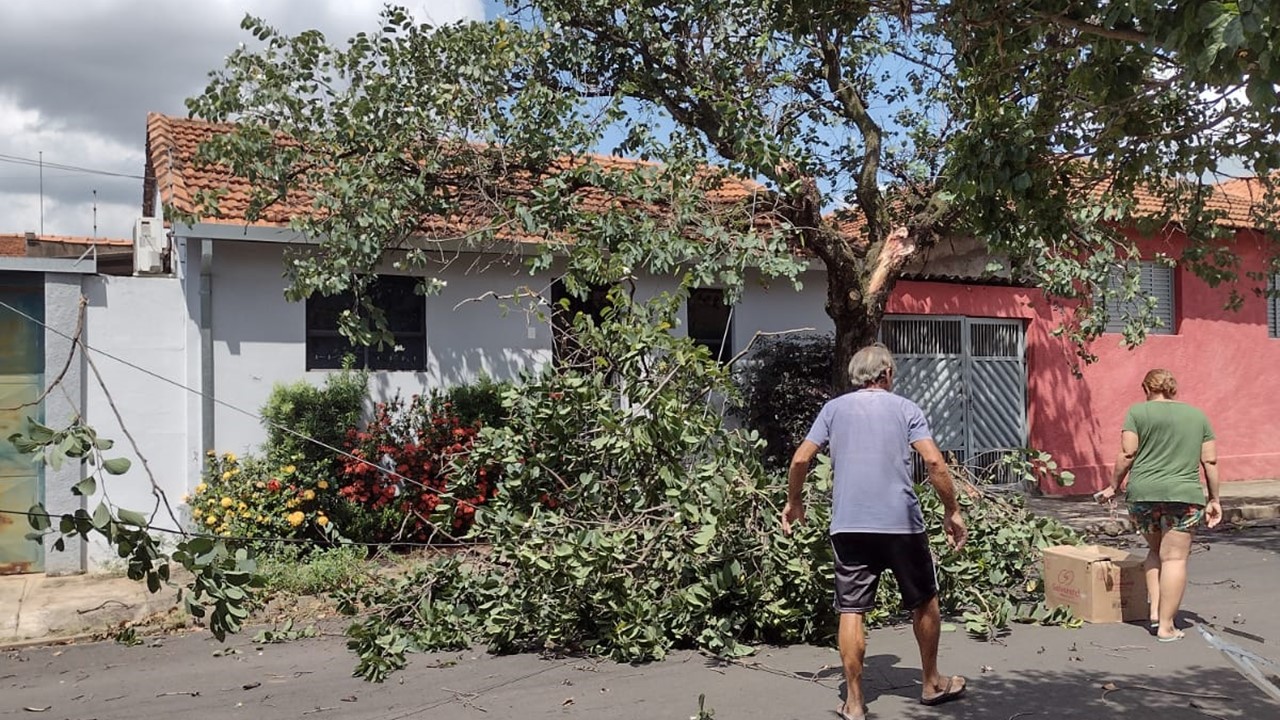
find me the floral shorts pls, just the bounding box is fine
[1128,502,1205,534]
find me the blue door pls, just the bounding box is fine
[0,272,44,574]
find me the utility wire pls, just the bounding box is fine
[0,153,148,181]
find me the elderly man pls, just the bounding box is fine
[782,343,967,719]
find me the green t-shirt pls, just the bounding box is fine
[1122,401,1215,505]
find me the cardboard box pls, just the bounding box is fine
[1043,545,1148,623]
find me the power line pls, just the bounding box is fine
[0,153,147,181]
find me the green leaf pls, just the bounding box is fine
[72,477,97,497]
[26,503,50,532]
[117,508,149,528]
[102,457,132,475]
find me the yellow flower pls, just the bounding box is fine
[286,499,299,508]
[286,511,305,527]
[205,515,217,526]
[317,480,329,490]
[316,515,329,527]
[195,483,207,494]
[222,531,232,537]
[206,450,216,457]
[206,498,217,506]
[192,508,203,518]
[221,471,232,481]
[283,464,296,475]
[238,502,247,511]
[180,493,190,503]
[224,452,237,463]
[256,515,265,523]
[220,497,233,508]
[302,489,316,501]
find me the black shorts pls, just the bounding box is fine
[830,532,938,614]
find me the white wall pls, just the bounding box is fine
[83,275,190,567]
[733,268,833,351]
[208,241,554,455]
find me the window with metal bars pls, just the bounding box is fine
[1269,274,1279,339]
[305,275,426,371]
[1102,261,1176,335]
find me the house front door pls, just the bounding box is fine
[0,272,44,574]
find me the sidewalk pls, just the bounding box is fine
[1024,479,1280,537]
[0,571,181,647]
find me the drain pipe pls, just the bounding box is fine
[199,238,214,452]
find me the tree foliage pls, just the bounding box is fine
[334,293,1081,681]
[180,1,1280,384]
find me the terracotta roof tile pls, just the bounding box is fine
[144,112,772,240]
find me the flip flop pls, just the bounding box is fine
[1157,630,1186,643]
[836,705,866,720]
[920,675,967,706]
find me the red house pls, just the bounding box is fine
[880,182,1278,495]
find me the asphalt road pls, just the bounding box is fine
[3,524,1277,720]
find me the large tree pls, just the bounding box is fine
[182,1,1280,386]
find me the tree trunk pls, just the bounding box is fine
[825,265,883,394]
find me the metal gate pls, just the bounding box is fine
[0,272,44,574]
[881,316,1026,481]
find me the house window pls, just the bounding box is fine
[687,288,733,362]
[550,278,611,363]
[1269,274,1279,339]
[1103,261,1176,335]
[305,275,426,371]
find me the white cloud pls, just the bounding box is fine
[0,0,485,238]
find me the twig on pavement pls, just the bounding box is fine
[1100,682,1232,702]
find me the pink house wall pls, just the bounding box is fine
[886,228,1280,495]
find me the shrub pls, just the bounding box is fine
[190,452,332,541]
[733,333,835,468]
[261,367,368,470]
[435,375,511,428]
[334,395,497,543]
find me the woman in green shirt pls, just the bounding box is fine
[1097,369,1222,642]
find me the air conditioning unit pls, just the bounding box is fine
[133,217,166,275]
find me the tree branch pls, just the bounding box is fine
[1039,13,1152,45]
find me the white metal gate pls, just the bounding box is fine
[881,316,1027,481]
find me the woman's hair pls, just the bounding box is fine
[848,343,896,388]
[1142,368,1178,398]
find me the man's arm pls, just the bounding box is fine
[912,438,966,549]
[912,438,958,513]
[781,440,820,535]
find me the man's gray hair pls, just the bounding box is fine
[847,343,896,388]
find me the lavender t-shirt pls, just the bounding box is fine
[804,389,932,534]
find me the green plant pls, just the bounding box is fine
[261,367,368,470]
[434,375,511,429]
[191,452,332,542]
[733,333,835,469]
[259,544,369,597]
[694,694,715,719]
[254,618,320,644]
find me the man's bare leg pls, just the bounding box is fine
[838,612,867,719]
[912,596,967,702]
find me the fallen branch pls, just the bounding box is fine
[1100,682,1232,702]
